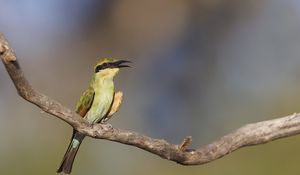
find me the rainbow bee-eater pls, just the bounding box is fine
[57,58,130,174]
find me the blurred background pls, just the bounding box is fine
[1,0,300,174]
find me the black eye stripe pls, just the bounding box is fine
[95,65,102,73]
[95,63,113,73]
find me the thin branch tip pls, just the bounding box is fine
[0,45,5,54]
[0,35,16,63]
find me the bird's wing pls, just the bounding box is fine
[75,87,95,117]
[107,91,123,117]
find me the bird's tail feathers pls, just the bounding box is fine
[57,131,85,174]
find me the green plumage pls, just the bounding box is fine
[86,75,114,123]
[75,86,94,117]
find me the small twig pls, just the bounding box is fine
[1,32,300,166]
[179,136,193,151]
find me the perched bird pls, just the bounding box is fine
[57,58,130,174]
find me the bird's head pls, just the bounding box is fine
[94,58,131,78]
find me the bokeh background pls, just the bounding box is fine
[1,0,300,174]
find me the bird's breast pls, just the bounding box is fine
[86,79,114,123]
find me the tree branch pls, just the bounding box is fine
[1,33,300,165]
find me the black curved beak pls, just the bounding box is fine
[113,60,131,68]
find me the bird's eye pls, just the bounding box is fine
[103,63,113,69]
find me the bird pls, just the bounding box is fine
[57,58,130,174]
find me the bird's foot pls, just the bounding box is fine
[100,117,109,124]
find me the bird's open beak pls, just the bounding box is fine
[113,60,131,68]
